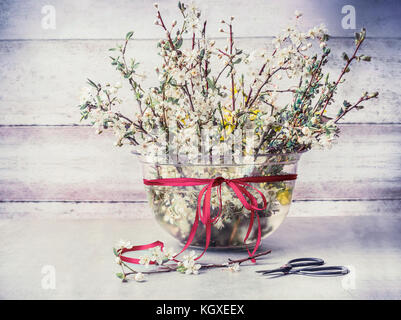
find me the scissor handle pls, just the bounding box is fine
[288,257,325,268]
[296,266,350,276]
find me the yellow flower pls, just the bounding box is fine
[220,126,235,141]
[222,107,233,124]
[179,114,189,125]
[249,109,260,121]
[220,107,235,141]
[276,188,292,205]
[229,86,239,99]
[273,126,282,132]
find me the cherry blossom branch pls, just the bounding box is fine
[319,35,365,115]
[334,92,378,123]
[201,249,272,269]
[156,10,176,51]
[247,60,290,109]
[229,23,236,111]
[117,249,272,282]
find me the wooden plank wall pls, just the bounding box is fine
[0,0,400,218]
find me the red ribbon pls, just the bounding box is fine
[142,174,297,263]
[119,240,164,264]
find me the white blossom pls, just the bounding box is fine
[319,135,334,149]
[184,260,202,275]
[301,126,311,136]
[182,250,197,267]
[80,3,375,168]
[294,10,303,18]
[134,272,146,282]
[163,247,176,260]
[139,255,152,267]
[228,263,240,272]
[150,247,164,265]
[117,239,133,249]
[214,218,225,230]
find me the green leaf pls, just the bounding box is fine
[355,32,361,42]
[360,28,366,41]
[324,73,330,84]
[116,272,125,279]
[226,66,233,77]
[87,78,98,89]
[176,266,186,273]
[125,31,134,40]
[175,37,183,49]
[113,248,119,257]
[343,100,351,108]
[361,55,371,62]
[198,49,205,60]
[109,56,119,65]
[233,58,242,64]
[370,91,379,98]
[207,77,215,89]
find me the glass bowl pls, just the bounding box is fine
[136,152,301,249]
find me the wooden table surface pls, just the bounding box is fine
[0,215,400,300]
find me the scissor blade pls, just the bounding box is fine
[256,268,285,275]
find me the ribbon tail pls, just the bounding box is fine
[244,209,256,263]
[248,213,261,263]
[173,182,213,261]
[195,182,214,261]
[230,183,263,263]
[243,210,262,263]
[119,240,164,265]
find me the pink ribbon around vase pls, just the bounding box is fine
[120,174,297,264]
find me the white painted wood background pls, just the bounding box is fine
[0,0,400,218]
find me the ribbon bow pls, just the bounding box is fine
[143,174,297,262]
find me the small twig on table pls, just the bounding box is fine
[201,250,272,269]
[119,249,272,279]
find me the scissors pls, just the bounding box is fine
[256,258,349,277]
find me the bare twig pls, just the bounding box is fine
[118,250,272,280]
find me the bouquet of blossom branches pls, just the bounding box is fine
[78,2,379,281]
[79,2,378,161]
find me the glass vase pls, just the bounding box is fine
[137,153,301,249]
